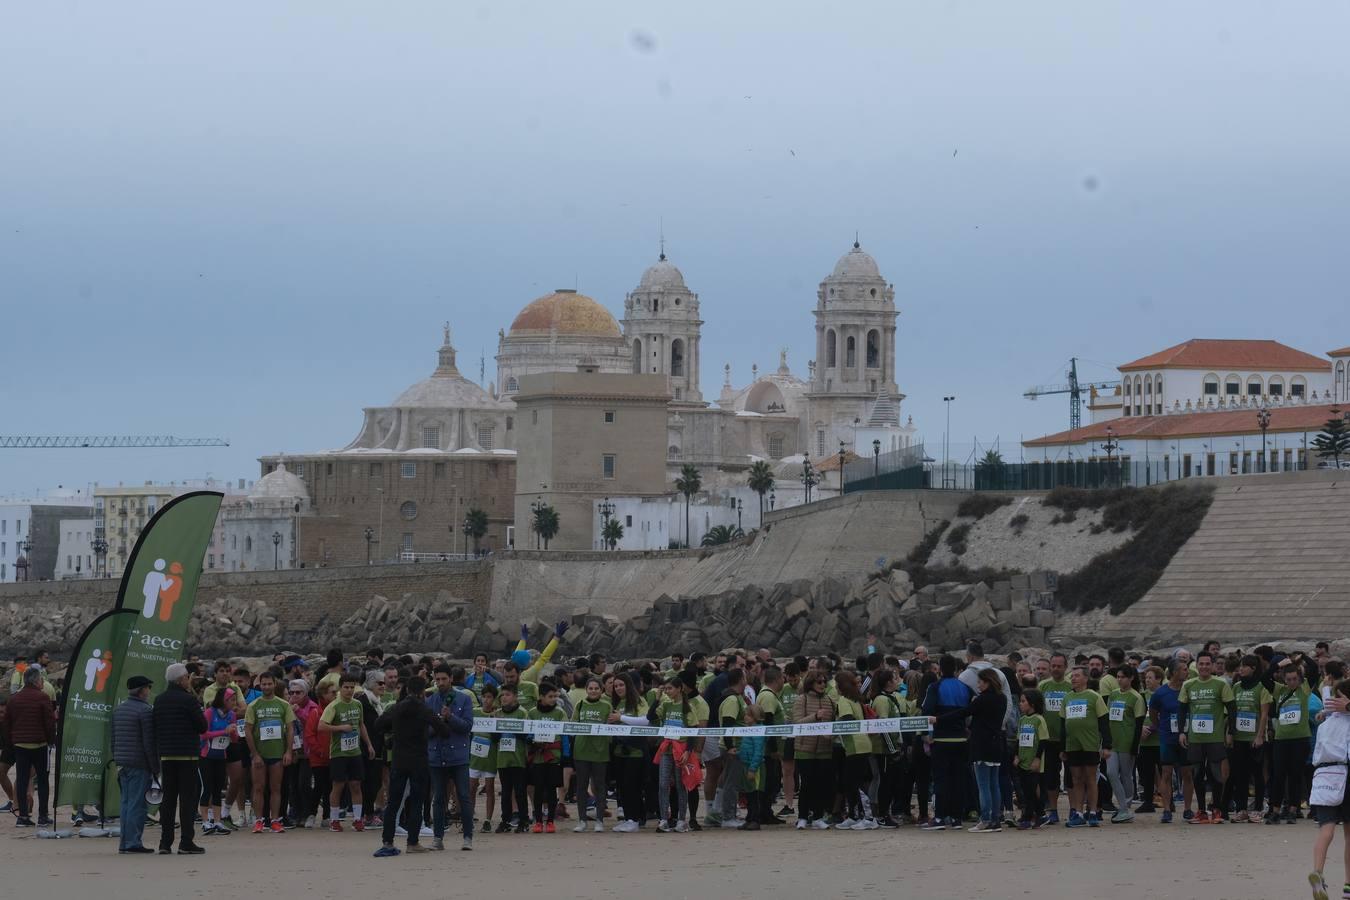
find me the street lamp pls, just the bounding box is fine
[736,498,743,531]
[91,537,108,578]
[838,440,847,494]
[872,439,881,485]
[1256,407,1271,473]
[1102,426,1119,487]
[364,527,374,565]
[800,454,817,504]
[17,537,33,581]
[599,497,616,551]
[462,515,471,557]
[942,396,956,489]
[530,496,544,550]
[272,531,282,570]
[768,490,775,511]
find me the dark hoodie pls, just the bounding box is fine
[376,693,450,771]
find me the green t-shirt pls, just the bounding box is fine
[687,696,710,728]
[834,696,871,757]
[612,700,649,759]
[245,696,296,760]
[1273,683,1311,740]
[320,698,365,758]
[697,672,716,694]
[1038,678,1073,741]
[659,698,690,728]
[515,680,540,712]
[1179,676,1234,744]
[567,686,588,710]
[1017,713,1048,770]
[1061,689,1107,753]
[780,684,799,724]
[528,705,566,764]
[1107,689,1145,754]
[869,692,901,755]
[572,698,614,762]
[1098,673,1119,697]
[1139,690,1160,748]
[493,706,529,769]
[1231,682,1272,742]
[469,704,498,775]
[718,693,747,747]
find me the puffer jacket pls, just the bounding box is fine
[305,699,331,767]
[152,683,207,757]
[792,690,837,756]
[5,685,56,745]
[425,687,474,767]
[111,695,157,771]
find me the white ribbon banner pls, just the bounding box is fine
[470,716,932,738]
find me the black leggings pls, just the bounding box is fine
[798,756,833,823]
[1270,738,1308,810]
[499,767,527,824]
[1224,741,1264,813]
[613,755,645,824]
[842,754,872,819]
[310,766,331,819]
[199,757,227,808]
[897,744,930,820]
[1018,769,1043,820]
[1136,746,1160,806]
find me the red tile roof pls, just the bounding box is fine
[1119,339,1330,372]
[1023,402,1346,447]
[1329,346,1350,358]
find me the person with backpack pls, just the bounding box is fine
[372,675,450,858]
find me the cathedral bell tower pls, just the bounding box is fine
[621,249,705,405]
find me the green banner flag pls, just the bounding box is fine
[55,491,223,812]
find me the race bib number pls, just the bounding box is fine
[1191,715,1214,735]
[1168,714,1179,734]
[293,732,304,750]
[1045,694,1064,713]
[471,737,491,758]
[1280,706,1301,726]
[1065,700,1088,720]
[1109,701,1126,722]
[339,731,359,753]
[211,735,230,751]
[1235,712,1257,734]
[499,736,517,753]
[235,721,247,738]
[666,715,683,728]
[1018,726,1035,748]
[259,720,282,742]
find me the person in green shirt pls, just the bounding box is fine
[1227,654,1271,822]
[1178,651,1236,823]
[571,677,613,832]
[1269,660,1313,824]
[1016,690,1049,827]
[606,672,650,832]
[527,683,566,832]
[713,668,750,829]
[1037,652,1073,824]
[468,683,499,834]
[777,661,803,819]
[1059,665,1111,828]
[319,673,374,833]
[492,685,529,833]
[504,621,569,712]
[1105,666,1146,823]
[1137,666,1164,814]
[755,665,788,826]
[245,671,296,833]
[866,667,903,830]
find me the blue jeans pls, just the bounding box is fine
[429,765,473,840]
[974,763,1002,826]
[118,766,152,850]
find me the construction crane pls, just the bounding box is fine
[1023,358,1120,432]
[0,435,230,449]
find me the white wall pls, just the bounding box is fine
[55,518,96,579]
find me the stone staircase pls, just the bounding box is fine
[1087,473,1350,642]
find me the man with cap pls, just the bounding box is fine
[112,674,158,852]
[153,662,207,854]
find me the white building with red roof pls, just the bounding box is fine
[1024,338,1348,477]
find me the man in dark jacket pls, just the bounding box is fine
[153,663,207,854]
[425,664,475,850]
[922,654,974,830]
[7,667,56,827]
[112,674,158,852]
[373,676,450,857]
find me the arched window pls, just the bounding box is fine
[1291,375,1307,398]
[671,339,685,377]
[1124,380,1131,396]
[1268,376,1284,397]
[631,339,641,374]
[1224,374,1241,396]
[1247,375,1263,396]
[825,330,837,368]
[652,298,658,313]
[505,376,518,393]
[866,330,880,368]
[1203,374,1219,396]
[245,536,252,552]
[400,501,418,521]
[845,336,856,368]
[1144,376,1152,395]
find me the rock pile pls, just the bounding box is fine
[311,592,483,655]
[187,595,285,658]
[0,602,98,657]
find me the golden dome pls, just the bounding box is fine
[508,290,621,339]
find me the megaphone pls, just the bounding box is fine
[145,779,163,806]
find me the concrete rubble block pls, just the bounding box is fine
[783,597,810,622]
[1031,609,1056,629]
[789,617,809,641]
[1008,607,1031,628]
[1013,626,1046,646]
[1010,574,1030,590]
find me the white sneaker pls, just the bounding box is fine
[811,818,830,830]
[395,825,407,837]
[303,816,316,829]
[674,821,689,833]
[795,819,807,830]
[613,820,638,833]
[574,821,589,833]
[657,821,673,833]
[852,818,879,831]
[593,821,604,833]
[838,818,858,830]
[720,818,744,829]
[420,825,434,837]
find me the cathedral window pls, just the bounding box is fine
[401,462,416,479]
[506,377,518,393]
[768,435,784,459]
[671,339,685,377]
[866,330,880,368]
[400,501,417,520]
[632,340,642,374]
[825,330,837,368]
[421,426,440,449]
[603,454,616,479]
[845,336,856,369]
[478,425,495,450]
[816,429,826,456]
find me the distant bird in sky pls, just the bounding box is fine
[789,149,795,156]
[953,149,958,156]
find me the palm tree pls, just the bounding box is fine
[674,463,702,548]
[532,504,560,550]
[747,460,775,525]
[601,518,624,550]
[700,524,745,546]
[464,507,489,555]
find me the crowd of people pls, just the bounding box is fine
[3,629,1350,896]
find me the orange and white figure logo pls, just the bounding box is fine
[83,647,114,693]
[140,559,185,621]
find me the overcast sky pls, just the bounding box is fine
[3,3,1348,496]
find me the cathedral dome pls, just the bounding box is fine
[508,290,621,338]
[249,463,309,501]
[828,242,882,281]
[391,327,507,409]
[638,256,687,290]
